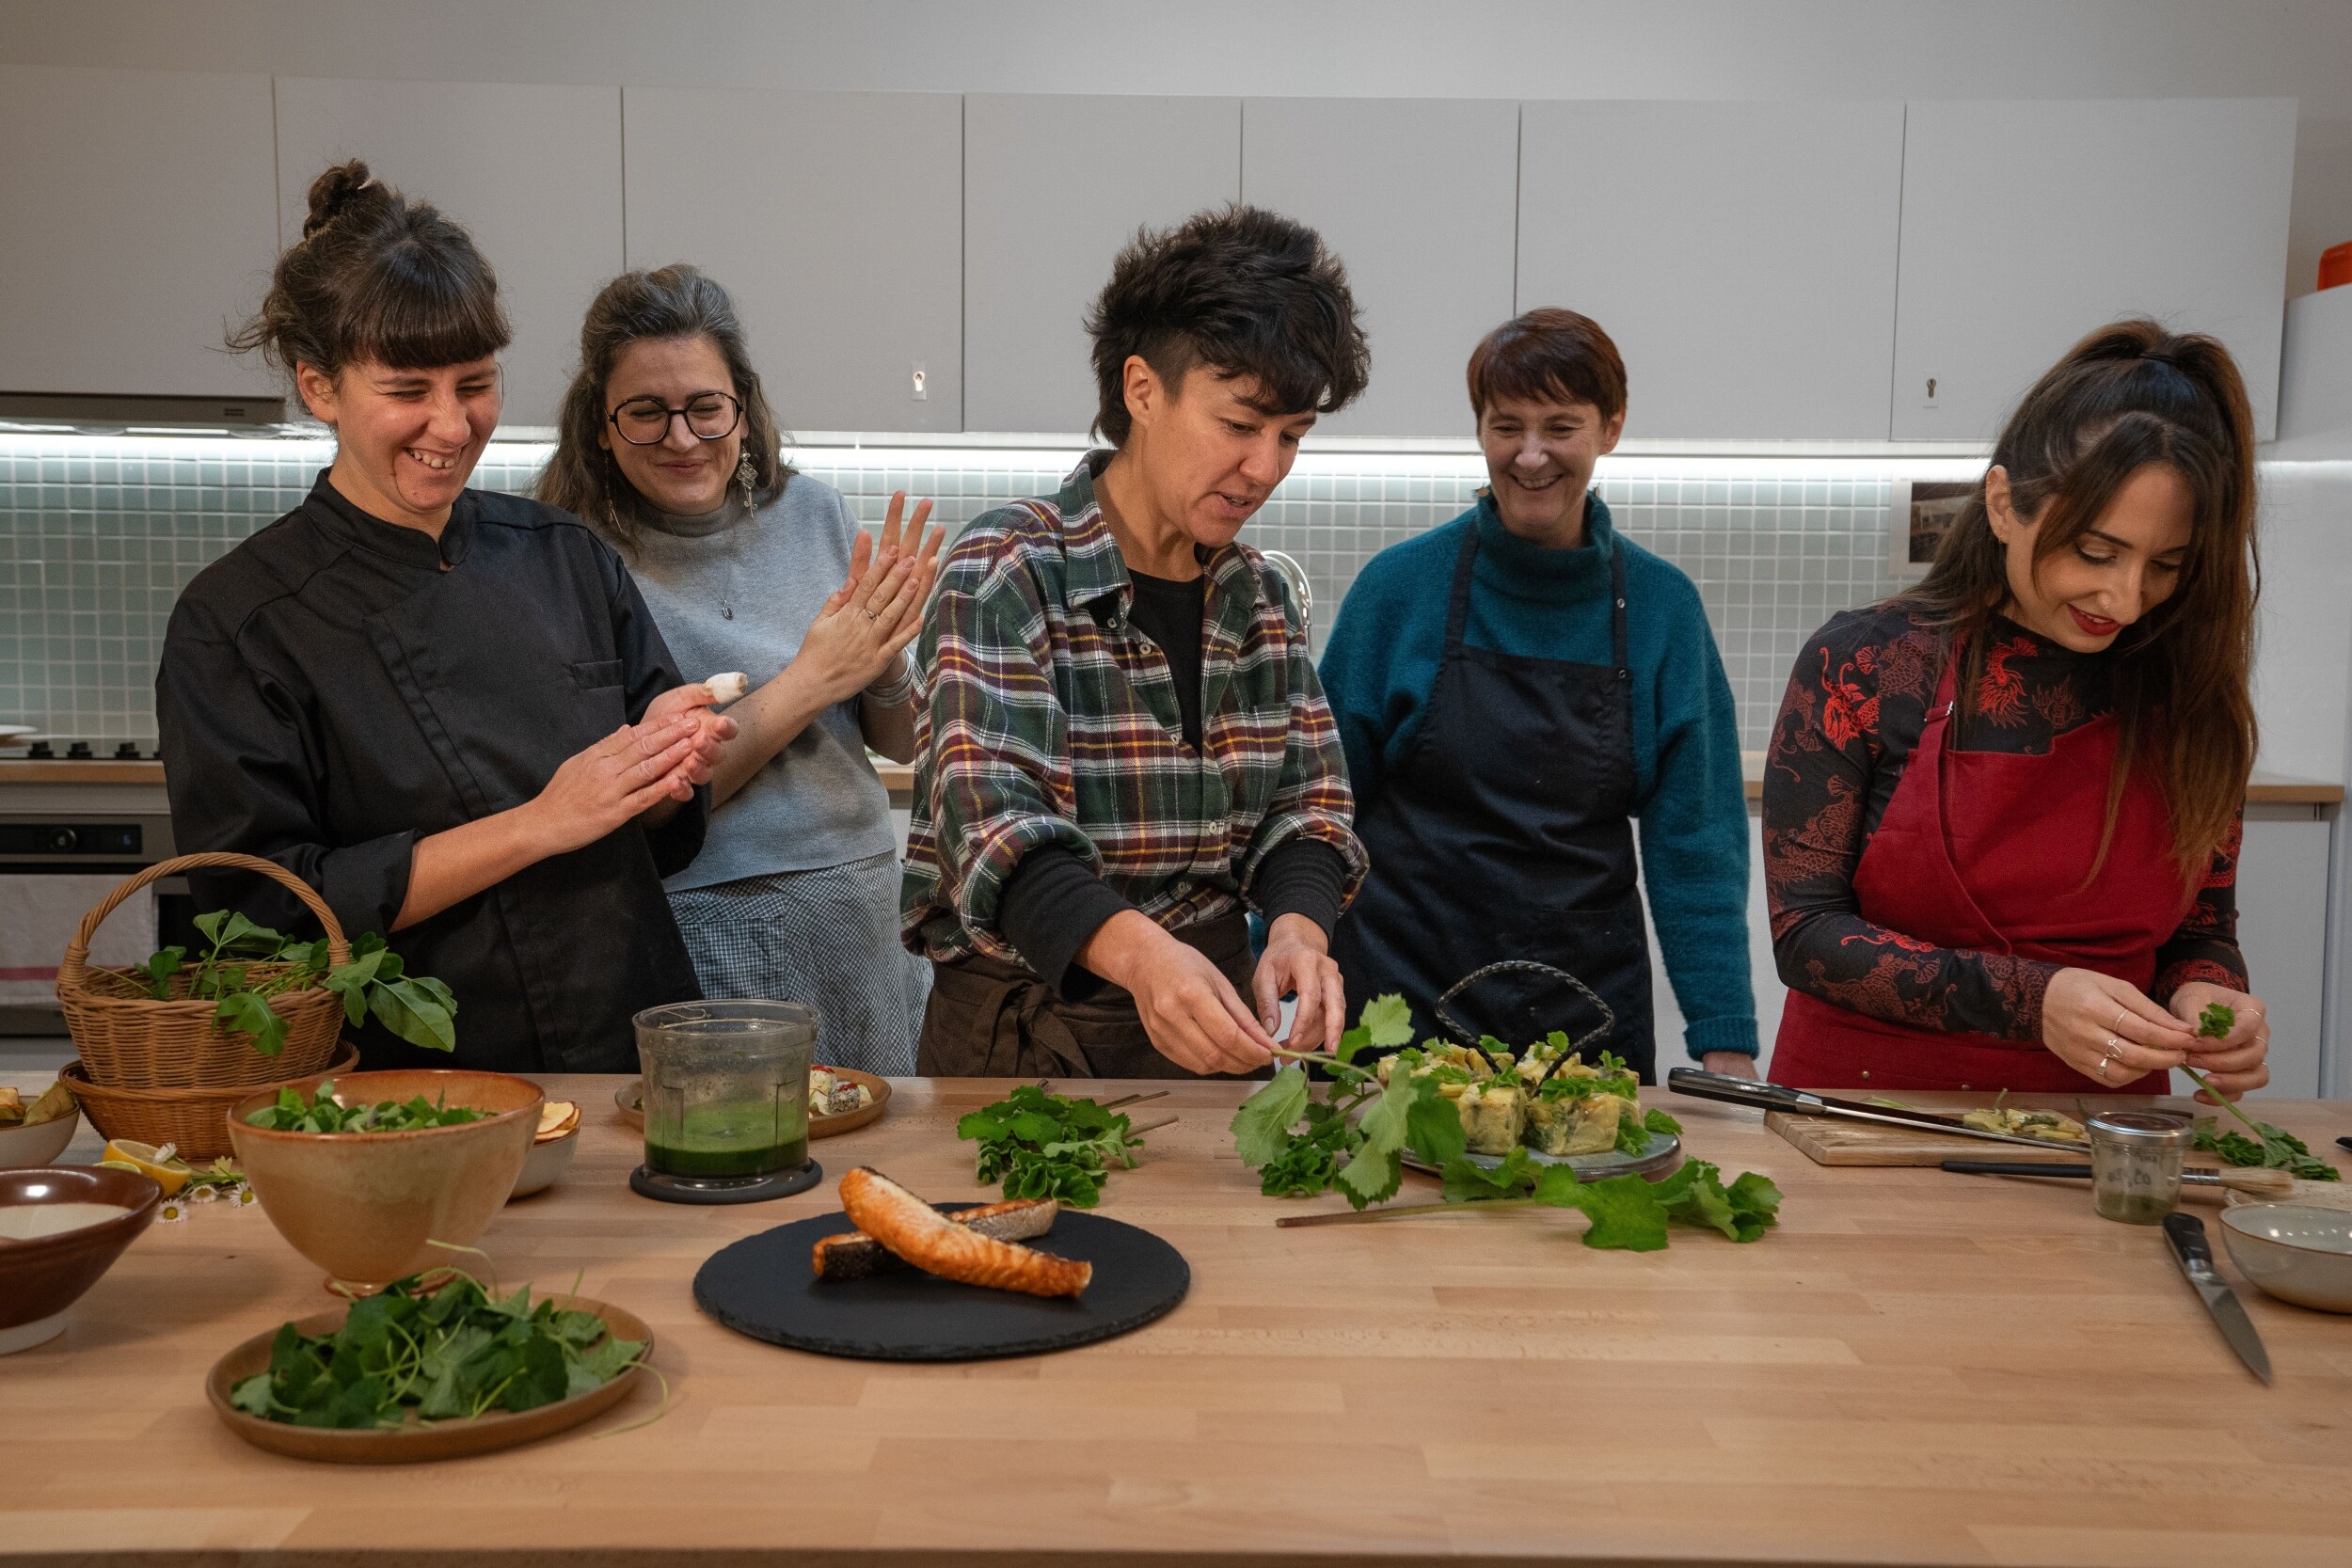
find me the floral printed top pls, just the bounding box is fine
[1763,600,2246,1039]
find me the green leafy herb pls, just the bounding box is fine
[2196,1002,2234,1040]
[956,1085,1146,1207]
[2193,1114,2338,1181]
[134,919,456,1057]
[1232,994,1463,1210]
[243,1079,488,1133]
[228,1271,644,1429]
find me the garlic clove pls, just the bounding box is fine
[705,672,750,705]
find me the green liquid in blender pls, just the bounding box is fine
[644,1101,804,1179]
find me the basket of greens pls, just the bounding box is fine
[57,852,454,1089]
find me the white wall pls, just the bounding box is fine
[3,0,2349,299]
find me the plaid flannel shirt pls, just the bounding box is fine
[901,454,1366,967]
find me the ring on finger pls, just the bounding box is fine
[2113,1009,2126,1034]
[2096,1057,2111,1081]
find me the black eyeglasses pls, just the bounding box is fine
[608,391,743,445]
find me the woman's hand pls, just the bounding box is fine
[1077,911,1275,1076]
[522,716,707,856]
[1699,1051,1760,1081]
[1253,913,1346,1053]
[2040,966,2195,1087]
[789,492,946,706]
[2167,979,2271,1102]
[641,683,736,782]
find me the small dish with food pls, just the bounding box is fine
[509,1101,581,1200]
[0,1081,82,1169]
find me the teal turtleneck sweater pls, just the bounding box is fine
[1317,493,1756,1059]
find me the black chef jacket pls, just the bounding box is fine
[156,473,707,1072]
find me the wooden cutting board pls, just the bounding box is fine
[1766,1109,2220,1168]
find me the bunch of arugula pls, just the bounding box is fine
[134,911,457,1058]
[244,1079,487,1134]
[957,1085,1146,1207]
[2185,1003,2338,1181]
[229,1271,644,1429]
[1232,995,1786,1244]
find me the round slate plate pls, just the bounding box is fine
[614,1068,890,1140]
[693,1207,1188,1362]
[1400,1131,1682,1181]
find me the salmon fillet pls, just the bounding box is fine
[837,1167,1091,1298]
[810,1196,1058,1281]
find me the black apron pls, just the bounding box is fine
[1330,520,1656,1079]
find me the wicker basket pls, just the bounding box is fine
[63,1040,361,1161]
[57,853,353,1089]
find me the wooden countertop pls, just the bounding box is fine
[7,1074,2352,1567]
[2,758,2339,805]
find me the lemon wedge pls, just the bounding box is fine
[99,1138,194,1196]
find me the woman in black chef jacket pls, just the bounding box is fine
[156,161,733,1072]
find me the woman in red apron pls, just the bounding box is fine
[1764,320,2270,1101]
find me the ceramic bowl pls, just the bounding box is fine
[0,1103,82,1168]
[228,1069,542,1293]
[2217,1202,2352,1313]
[507,1129,579,1200]
[0,1165,161,1354]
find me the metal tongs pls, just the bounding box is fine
[1665,1068,2094,1154]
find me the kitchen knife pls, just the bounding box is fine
[2162,1211,2272,1385]
[1665,1068,2090,1153]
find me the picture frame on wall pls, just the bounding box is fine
[1889,479,1978,579]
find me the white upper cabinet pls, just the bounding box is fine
[1518,102,1906,440]
[625,87,962,436]
[0,65,279,398]
[1892,99,2297,442]
[964,95,1241,436]
[1242,99,1520,439]
[274,78,625,428]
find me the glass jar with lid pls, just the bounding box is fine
[2086,1111,2194,1224]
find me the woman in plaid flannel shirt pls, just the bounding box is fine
[902,206,1371,1079]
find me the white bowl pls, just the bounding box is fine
[0,1105,81,1169]
[508,1130,579,1200]
[2217,1203,2352,1313]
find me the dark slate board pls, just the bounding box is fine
[692,1207,1189,1362]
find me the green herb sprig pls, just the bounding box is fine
[136,913,456,1058]
[2182,1003,2338,1181]
[1231,995,1467,1210]
[228,1271,644,1429]
[244,1080,487,1134]
[956,1085,1147,1207]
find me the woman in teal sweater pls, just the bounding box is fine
[1319,309,1756,1081]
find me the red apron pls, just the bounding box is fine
[1772,643,2189,1094]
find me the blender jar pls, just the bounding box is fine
[634,1001,817,1196]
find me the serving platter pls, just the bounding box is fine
[1400,1130,1682,1182]
[613,1066,891,1140]
[695,1206,1187,1362]
[204,1295,653,1464]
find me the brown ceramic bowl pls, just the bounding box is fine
[0,1165,162,1354]
[228,1069,543,1294]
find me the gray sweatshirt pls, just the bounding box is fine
[625,474,899,891]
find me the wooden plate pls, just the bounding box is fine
[613,1068,890,1141]
[204,1295,653,1464]
[1400,1131,1682,1182]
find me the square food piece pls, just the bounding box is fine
[1527,1090,1625,1156]
[1456,1082,1527,1155]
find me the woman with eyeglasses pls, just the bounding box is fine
[539,265,944,1074]
[158,163,733,1073]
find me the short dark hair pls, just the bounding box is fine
[1086,204,1369,446]
[230,159,510,381]
[1466,309,1627,422]
[538,264,792,557]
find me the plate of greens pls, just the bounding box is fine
[1379,1037,1683,1180]
[205,1272,653,1464]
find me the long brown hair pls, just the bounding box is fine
[1902,319,2259,882]
[230,159,509,381]
[537,264,789,556]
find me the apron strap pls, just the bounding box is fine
[1442,518,1481,650]
[1606,529,1629,683]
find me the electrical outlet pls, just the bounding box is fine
[1920,374,1940,411]
[911,361,928,402]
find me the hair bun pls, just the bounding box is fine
[302,159,381,240]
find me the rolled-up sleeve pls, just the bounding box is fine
[157,599,415,941]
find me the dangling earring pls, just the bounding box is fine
[737,453,757,515]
